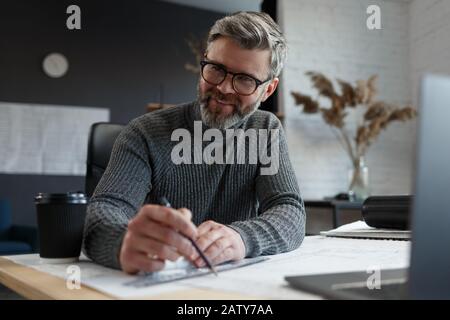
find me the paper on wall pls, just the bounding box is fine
[0,101,109,176]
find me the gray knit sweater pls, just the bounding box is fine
[82,101,305,270]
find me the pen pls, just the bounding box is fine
[158,196,218,276]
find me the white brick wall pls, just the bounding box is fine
[278,0,417,199]
[409,0,450,106]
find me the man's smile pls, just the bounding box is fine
[208,97,236,115]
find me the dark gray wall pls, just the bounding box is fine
[0,0,224,226]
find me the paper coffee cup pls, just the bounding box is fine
[35,192,88,264]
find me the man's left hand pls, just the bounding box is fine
[192,220,246,267]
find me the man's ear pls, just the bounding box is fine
[261,77,279,102]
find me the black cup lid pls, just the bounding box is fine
[35,192,88,204]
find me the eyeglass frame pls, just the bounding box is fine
[200,60,272,96]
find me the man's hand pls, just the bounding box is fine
[192,220,246,267]
[119,205,197,274]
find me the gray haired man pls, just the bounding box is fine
[83,12,306,274]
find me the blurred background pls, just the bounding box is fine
[0,0,449,234]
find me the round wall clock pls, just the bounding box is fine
[42,53,69,78]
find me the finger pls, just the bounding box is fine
[197,220,218,237]
[197,228,225,251]
[128,218,195,258]
[211,247,235,266]
[128,235,180,262]
[204,237,232,262]
[195,237,231,266]
[151,224,196,258]
[178,208,192,221]
[192,229,225,261]
[122,250,165,273]
[142,205,197,239]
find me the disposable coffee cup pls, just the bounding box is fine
[35,192,88,264]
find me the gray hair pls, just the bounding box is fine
[206,11,287,79]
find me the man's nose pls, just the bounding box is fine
[216,73,235,95]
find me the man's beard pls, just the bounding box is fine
[197,86,264,129]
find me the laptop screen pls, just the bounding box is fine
[409,74,450,299]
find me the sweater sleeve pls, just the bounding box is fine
[229,118,306,257]
[82,119,152,270]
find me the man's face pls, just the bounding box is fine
[198,36,279,129]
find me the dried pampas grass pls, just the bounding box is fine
[291,72,417,164]
[184,33,208,74]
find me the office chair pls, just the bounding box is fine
[0,199,39,255]
[85,122,125,197]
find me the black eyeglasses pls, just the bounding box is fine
[200,60,271,96]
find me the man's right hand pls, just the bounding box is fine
[119,205,198,274]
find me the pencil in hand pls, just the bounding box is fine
[158,197,218,276]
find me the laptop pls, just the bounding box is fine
[285,74,450,300]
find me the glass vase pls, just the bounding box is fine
[348,156,370,201]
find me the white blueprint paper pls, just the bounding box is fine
[4,236,410,299]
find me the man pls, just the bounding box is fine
[83,11,305,274]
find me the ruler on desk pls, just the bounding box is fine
[123,256,268,288]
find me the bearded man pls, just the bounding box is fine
[83,11,306,273]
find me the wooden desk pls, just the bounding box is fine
[0,257,108,299]
[0,236,409,300]
[0,257,260,300]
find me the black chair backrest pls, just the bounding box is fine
[85,122,125,197]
